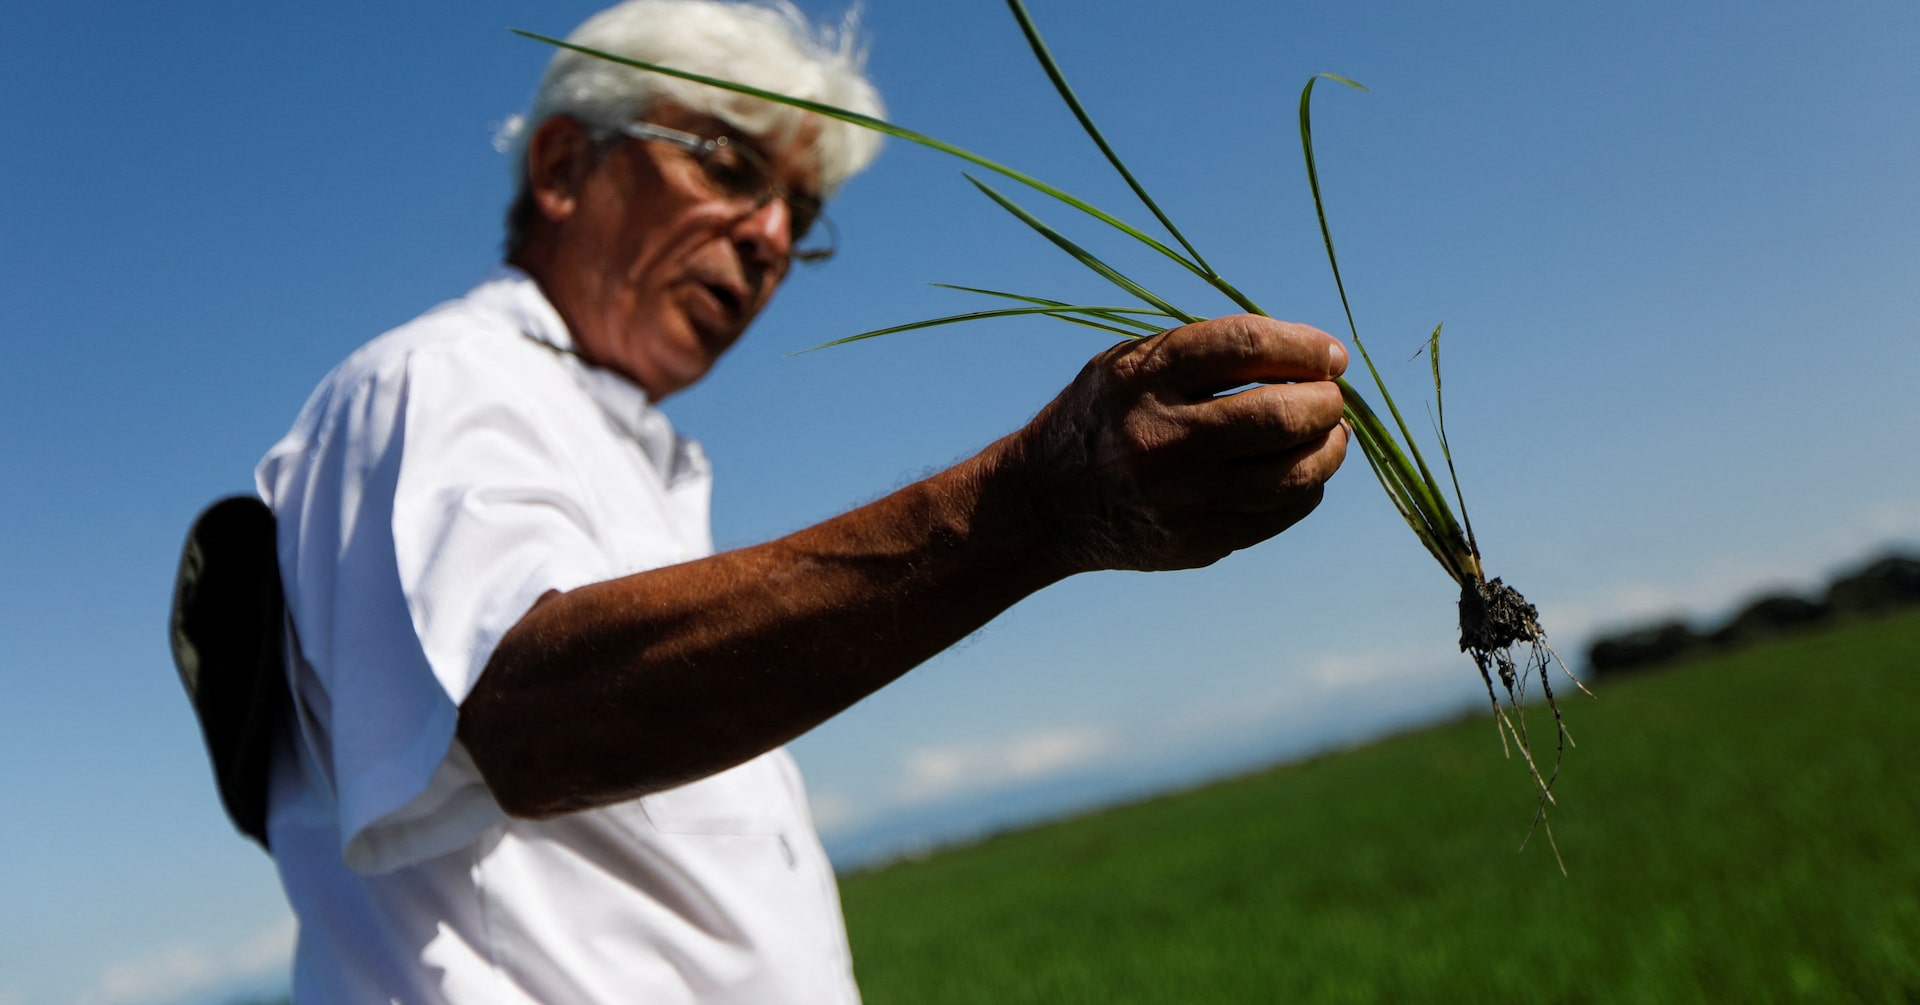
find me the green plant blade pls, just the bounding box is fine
[796,304,1178,353]
[930,285,1174,333]
[1297,73,1369,353]
[1298,74,1474,572]
[1038,312,1156,338]
[964,174,1202,324]
[1346,405,1461,582]
[1425,323,1479,557]
[1298,75,1428,462]
[1002,0,1215,277]
[1343,387,1472,584]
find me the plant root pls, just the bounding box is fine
[1458,576,1586,875]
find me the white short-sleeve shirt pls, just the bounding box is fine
[256,267,858,1004]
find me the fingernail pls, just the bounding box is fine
[1328,341,1349,376]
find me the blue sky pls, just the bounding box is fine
[3,1,1916,1002]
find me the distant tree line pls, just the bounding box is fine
[1585,551,1920,676]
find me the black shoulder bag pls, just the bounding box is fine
[168,496,289,850]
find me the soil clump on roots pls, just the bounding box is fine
[1458,577,1539,656]
[1457,576,1589,873]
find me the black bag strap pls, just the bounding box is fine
[168,496,290,850]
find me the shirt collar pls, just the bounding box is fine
[472,264,703,482]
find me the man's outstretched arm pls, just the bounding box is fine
[458,316,1350,818]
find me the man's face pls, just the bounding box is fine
[532,104,821,400]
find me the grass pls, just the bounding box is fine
[838,611,1920,1004]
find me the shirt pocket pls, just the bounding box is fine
[638,752,794,835]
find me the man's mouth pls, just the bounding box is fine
[699,282,745,325]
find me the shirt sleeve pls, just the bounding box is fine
[263,338,613,874]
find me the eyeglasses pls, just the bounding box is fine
[616,121,836,265]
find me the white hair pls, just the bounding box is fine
[500,0,885,252]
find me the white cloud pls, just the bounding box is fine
[71,918,293,1005]
[894,726,1119,804]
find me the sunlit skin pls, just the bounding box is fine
[510,104,817,399]
[462,104,1352,818]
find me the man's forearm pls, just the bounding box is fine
[459,431,1069,818]
[462,315,1351,819]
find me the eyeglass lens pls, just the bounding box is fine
[698,140,826,253]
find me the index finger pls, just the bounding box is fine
[1133,316,1348,397]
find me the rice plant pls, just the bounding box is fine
[515,0,1589,869]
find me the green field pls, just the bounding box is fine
[840,611,1920,1004]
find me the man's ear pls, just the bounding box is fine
[523,116,598,224]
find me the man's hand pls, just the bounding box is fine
[1009,315,1351,574]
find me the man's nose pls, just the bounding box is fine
[730,197,794,271]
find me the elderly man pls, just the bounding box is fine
[254,1,1349,1001]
